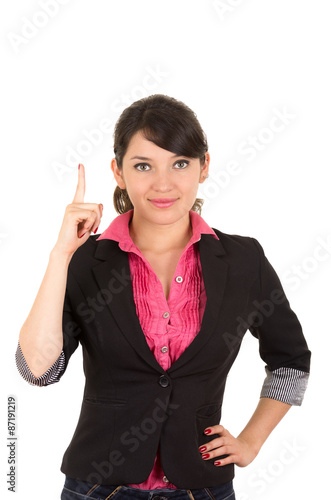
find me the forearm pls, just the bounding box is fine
[18,247,72,378]
[236,397,291,455]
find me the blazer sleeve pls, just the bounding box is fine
[248,237,311,406]
[15,341,65,387]
[15,268,82,387]
[61,270,82,374]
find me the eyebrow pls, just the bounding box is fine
[129,154,182,161]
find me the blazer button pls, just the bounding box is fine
[159,375,169,387]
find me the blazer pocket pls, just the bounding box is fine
[195,402,222,419]
[83,396,128,407]
[195,403,223,449]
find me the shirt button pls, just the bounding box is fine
[175,276,183,283]
[163,475,169,483]
[161,346,168,353]
[163,312,170,318]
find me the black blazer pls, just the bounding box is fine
[59,228,311,489]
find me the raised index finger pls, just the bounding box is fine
[72,163,85,204]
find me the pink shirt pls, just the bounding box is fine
[96,209,219,489]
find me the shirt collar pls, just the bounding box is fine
[96,209,219,253]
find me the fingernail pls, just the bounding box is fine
[94,226,99,234]
[199,446,207,453]
[214,461,221,466]
[79,232,86,238]
[78,164,81,169]
[204,429,212,434]
[201,453,210,460]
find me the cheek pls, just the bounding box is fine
[183,175,201,192]
[125,182,147,203]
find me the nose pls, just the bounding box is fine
[152,169,174,191]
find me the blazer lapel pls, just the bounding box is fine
[91,233,228,375]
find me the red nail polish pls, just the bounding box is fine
[201,453,210,459]
[78,164,80,169]
[79,232,86,238]
[204,429,212,434]
[94,226,99,234]
[199,446,207,452]
[214,461,221,466]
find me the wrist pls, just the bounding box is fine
[236,432,263,458]
[50,246,73,265]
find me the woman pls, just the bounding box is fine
[16,94,311,500]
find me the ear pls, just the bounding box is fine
[199,152,210,183]
[111,158,126,189]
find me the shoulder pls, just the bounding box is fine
[210,227,263,261]
[67,234,118,274]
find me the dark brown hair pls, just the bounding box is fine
[112,94,208,214]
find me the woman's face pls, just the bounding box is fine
[111,130,209,224]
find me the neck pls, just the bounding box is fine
[129,210,193,254]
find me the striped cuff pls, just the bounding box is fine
[15,342,66,387]
[260,366,309,406]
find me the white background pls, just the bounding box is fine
[0,1,330,498]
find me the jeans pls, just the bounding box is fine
[60,475,236,500]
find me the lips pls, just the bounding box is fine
[149,198,178,203]
[149,198,178,208]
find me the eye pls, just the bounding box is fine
[174,160,189,169]
[134,163,151,171]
